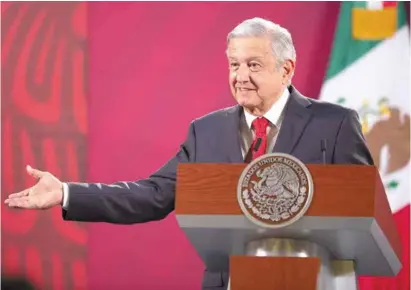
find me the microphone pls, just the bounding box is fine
[254,138,262,152]
[321,139,327,164]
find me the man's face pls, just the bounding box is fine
[227,36,293,114]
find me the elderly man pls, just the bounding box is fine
[5,17,373,290]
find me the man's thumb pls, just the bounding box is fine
[26,165,46,179]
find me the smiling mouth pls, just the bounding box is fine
[237,88,254,91]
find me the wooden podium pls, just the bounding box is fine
[174,164,402,290]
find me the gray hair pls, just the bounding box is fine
[227,17,296,69]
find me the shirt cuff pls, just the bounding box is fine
[62,182,69,209]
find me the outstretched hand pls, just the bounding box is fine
[5,165,64,209]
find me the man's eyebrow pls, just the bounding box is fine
[228,56,265,61]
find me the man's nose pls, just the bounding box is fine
[236,65,250,82]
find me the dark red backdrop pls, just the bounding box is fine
[2,2,409,290]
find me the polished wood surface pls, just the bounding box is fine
[230,256,320,290]
[176,164,377,217]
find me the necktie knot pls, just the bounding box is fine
[252,117,269,135]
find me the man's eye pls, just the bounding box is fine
[230,63,239,68]
[249,63,261,69]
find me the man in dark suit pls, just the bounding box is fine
[5,17,373,289]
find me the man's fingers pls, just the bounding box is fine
[26,165,46,179]
[5,188,31,200]
[5,196,35,209]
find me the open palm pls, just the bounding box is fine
[5,165,63,209]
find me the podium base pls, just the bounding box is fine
[228,238,358,290]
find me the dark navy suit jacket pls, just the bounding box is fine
[62,85,374,289]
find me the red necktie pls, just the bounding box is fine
[251,117,269,160]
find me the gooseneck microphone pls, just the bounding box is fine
[321,139,327,164]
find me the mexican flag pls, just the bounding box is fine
[320,1,410,289]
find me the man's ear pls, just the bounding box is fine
[281,59,295,85]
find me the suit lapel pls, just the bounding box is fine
[223,105,244,163]
[273,86,313,154]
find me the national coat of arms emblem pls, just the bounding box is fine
[237,153,314,228]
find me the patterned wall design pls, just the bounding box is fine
[1,2,88,289]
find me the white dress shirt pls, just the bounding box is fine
[62,88,290,209]
[239,88,290,158]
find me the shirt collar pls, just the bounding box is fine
[244,88,290,129]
